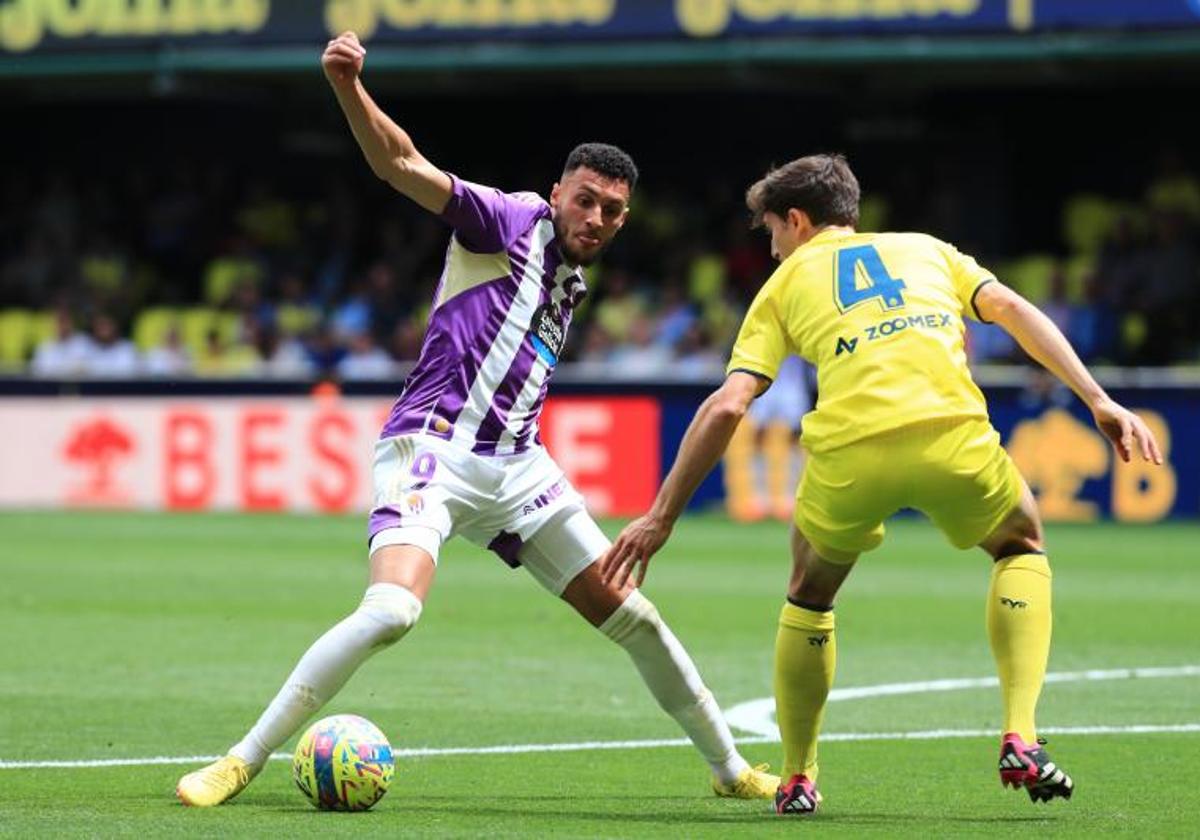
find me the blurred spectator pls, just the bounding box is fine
[651,279,697,349]
[673,323,726,380]
[195,327,257,377]
[273,269,322,337]
[389,318,425,362]
[252,322,313,379]
[576,322,616,367]
[1095,214,1146,312]
[966,319,1018,364]
[1140,210,1199,364]
[30,308,94,378]
[723,218,773,299]
[82,313,140,378]
[227,275,271,322]
[330,277,373,342]
[142,323,191,377]
[592,269,646,344]
[1069,270,1119,363]
[203,234,266,307]
[303,322,349,377]
[607,316,672,377]
[5,147,1200,379]
[1145,146,1200,224]
[1040,264,1073,337]
[338,332,397,380]
[363,262,408,344]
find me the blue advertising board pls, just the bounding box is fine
[658,385,1200,520]
[987,387,1198,523]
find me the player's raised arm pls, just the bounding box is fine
[974,281,1163,465]
[321,32,452,214]
[600,371,763,588]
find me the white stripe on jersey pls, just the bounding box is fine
[493,262,578,456]
[494,362,548,456]
[452,219,555,449]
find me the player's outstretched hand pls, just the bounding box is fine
[322,31,366,86]
[599,514,673,589]
[1091,397,1163,464]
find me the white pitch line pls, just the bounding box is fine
[3,664,1197,771]
[725,664,1200,737]
[3,724,1199,770]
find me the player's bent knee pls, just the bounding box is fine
[993,537,1043,560]
[599,589,662,647]
[599,590,708,715]
[358,582,423,645]
[984,517,1044,559]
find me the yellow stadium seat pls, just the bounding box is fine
[203,256,263,306]
[29,310,56,346]
[1001,254,1057,304]
[688,254,726,305]
[276,304,321,337]
[0,309,33,367]
[702,297,744,348]
[1146,173,1200,221]
[133,307,180,352]
[1062,194,1118,256]
[1122,312,1147,353]
[180,308,245,359]
[79,254,127,295]
[216,312,241,344]
[180,308,212,357]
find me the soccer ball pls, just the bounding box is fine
[292,714,395,811]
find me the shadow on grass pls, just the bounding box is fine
[821,813,1059,826]
[167,792,1063,829]
[361,797,1062,828]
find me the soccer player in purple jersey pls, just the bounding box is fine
[176,31,779,807]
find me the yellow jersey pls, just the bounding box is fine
[728,228,995,452]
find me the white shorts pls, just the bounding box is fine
[750,356,811,427]
[367,434,609,595]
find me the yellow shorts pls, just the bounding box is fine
[795,417,1024,562]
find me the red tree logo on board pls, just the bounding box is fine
[63,416,135,504]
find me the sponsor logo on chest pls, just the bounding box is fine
[529,303,565,366]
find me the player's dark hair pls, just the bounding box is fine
[563,143,639,191]
[745,153,859,229]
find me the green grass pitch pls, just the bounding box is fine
[1,511,1197,837]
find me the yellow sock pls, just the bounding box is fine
[775,603,836,781]
[986,554,1052,742]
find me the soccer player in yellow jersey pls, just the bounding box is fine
[601,154,1163,815]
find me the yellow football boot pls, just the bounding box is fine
[712,763,781,800]
[176,755,258,807]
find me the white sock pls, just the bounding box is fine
[599,590,748,785]
[229,583,422,768]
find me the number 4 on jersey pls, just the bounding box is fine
[835,245,906,313]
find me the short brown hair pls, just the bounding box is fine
[563,143,639,191]
[745,153,860,229]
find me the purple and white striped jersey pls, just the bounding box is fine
[380,175,586,456]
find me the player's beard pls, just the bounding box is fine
[555,218,605,267]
